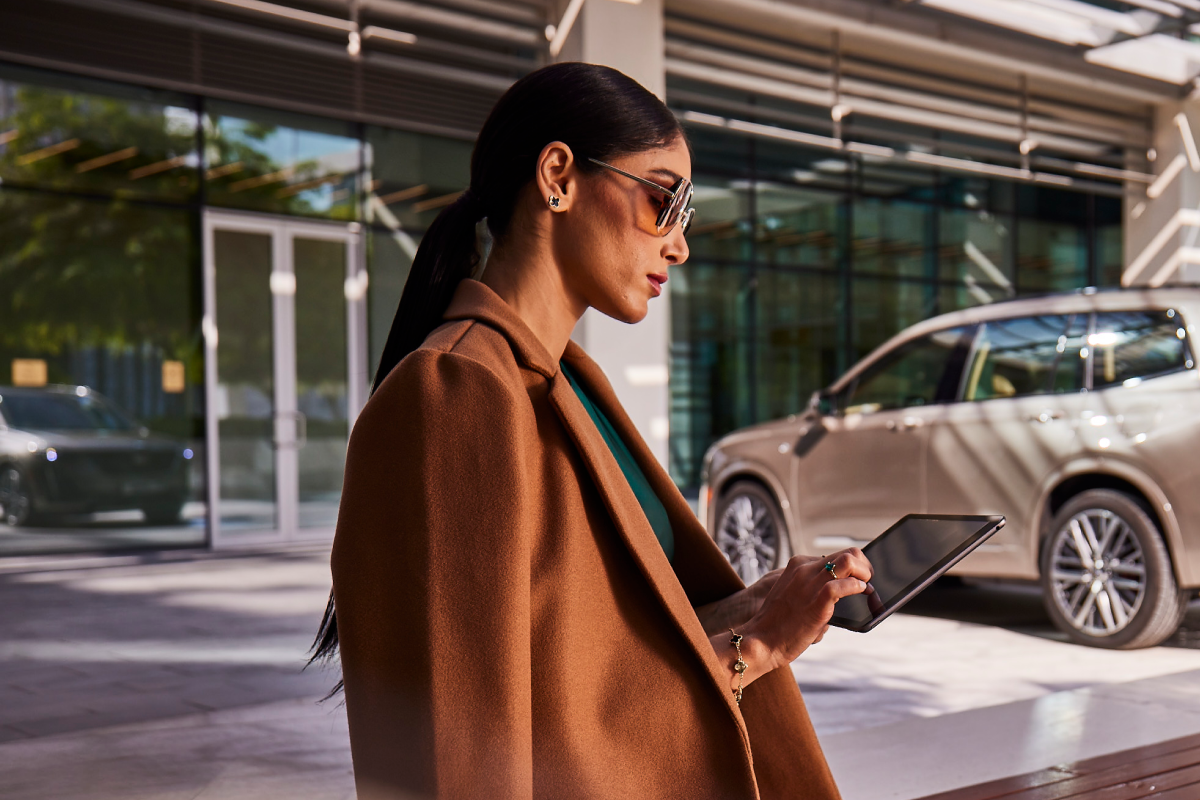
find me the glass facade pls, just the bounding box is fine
[0,67,207,553]
[0,63,470,554]
[0,59,1131,544]
[669,119,1124,489]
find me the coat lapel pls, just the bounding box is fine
[443,282,753,750]
[553,345,752,749]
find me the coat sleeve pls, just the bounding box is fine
[331,349,533,800]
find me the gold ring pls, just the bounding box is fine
[824,561,838,580]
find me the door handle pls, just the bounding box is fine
[1027,410,1065,423]
[886,416,924,432]
[294,411,307,448]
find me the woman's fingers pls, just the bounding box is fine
[826,548,872,583]
[823,576,869,603]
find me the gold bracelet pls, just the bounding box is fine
[728,629,747,705]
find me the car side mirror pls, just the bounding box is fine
[810,390,836,416]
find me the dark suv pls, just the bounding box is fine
[0,385,191,526]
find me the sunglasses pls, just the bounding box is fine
[587,157,695,236]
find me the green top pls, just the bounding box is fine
[560,361,674,564]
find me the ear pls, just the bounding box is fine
[535,141,576,212]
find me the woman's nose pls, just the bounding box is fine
[663,226,689,265]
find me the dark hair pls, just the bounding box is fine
[309,62,684,688]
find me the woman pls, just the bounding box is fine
[315,62,872,799]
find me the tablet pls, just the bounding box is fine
[828,514,1006,633]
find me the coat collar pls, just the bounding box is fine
[444,280,754,747]
[443,280,558,379]
[555,342,753,750]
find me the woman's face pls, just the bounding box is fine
[550,137,691,324]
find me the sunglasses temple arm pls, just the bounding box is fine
[588,158,679,199]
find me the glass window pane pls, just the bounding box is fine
[668,263,753,488]
[851,278,940,362]
[754,138,851,195]
[213,230,276,533]
[363,128,472,384]
[367,228,412,386]
[0,64,198,201]
[204,102,360,220]
[1092,311,1192,388]
[940,175,1015,214]
[856,152,937,204]
[0,188,205,552]
[295,237,348,529]
[687,174,752,263]
[756,184,841,270]
[1096,195,1123,287]
[844,326,972,414]
[755,269,841,421]
[940,206,1014,298]
[365,127,471,233]
[1016,185,1088,292]
[962,315,1080,401]
[853,198,932,279]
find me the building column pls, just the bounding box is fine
[556,0,672,467]
[1124,99,1200,287]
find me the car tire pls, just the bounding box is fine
[1041,489,1188,649]
[0,464,36,527]
[141,501,184,526]
[713,481,790,585]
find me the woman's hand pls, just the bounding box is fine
[708,548,872,697]
[694,554,827,637]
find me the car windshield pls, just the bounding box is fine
[0,391,136,432]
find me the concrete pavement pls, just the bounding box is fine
[1,547,1198,799]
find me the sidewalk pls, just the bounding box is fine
[0,547,1197,799]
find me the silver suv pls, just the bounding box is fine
[701,288,1200,649]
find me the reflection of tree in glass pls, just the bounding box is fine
[0,187,201,434]
[0,82,197,199]
[203,115,358,221]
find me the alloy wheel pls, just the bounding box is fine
[715,492,778,584]
[1048,508,1146,638]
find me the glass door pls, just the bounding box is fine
[203,212,366,547]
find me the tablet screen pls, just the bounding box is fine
[829,515,1002,630]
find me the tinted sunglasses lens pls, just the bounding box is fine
[680,207,695,236]
[658,180,693,233]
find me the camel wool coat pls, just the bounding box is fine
[331,279,842,800]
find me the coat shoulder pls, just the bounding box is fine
[404,318,530,391]
[361,319,535,432]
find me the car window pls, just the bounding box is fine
[1091,310,1193,388]
[963,314,1087,401]
[0,392,135,431]
[844,326,973,415]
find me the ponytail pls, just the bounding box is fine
[371,189,485,393]
[308,191,485,686]
[310,61,683,690]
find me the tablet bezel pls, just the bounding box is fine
[827,513,1006,633]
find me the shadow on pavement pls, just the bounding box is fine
[900,577,1200,649]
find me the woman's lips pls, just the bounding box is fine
[648,273,668,297]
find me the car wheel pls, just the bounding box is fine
[0,465,35,527]
[1041,489,1188,649]
[141,501,184,526]
[714,481,790,585]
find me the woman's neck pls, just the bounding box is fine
[480,240,585,362]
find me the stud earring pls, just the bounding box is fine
[548,195,561,209]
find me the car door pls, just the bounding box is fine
[927,313,1090,577]
[791,325,974,555]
